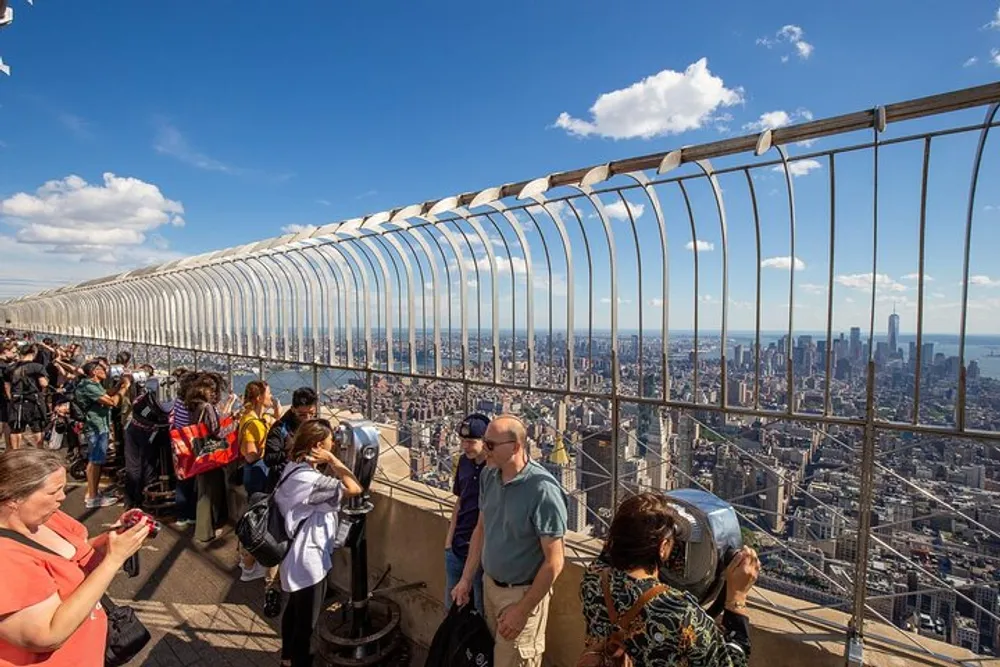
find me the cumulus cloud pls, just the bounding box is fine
[685,240,715,252]
[761,256,806,271]
[604,200,645,221]
[0,173,184,263]
[553,59,743,140]
[901,273,934,282]
[992,49,1000,67]
[969,274,1000,287]
[757,25,814,61]
[772,159,822,177]
[964,56,979,67]
[835,273,907,292]
[742,108,813,132]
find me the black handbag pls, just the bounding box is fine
[0,528,151,666]
[235,465,307,568]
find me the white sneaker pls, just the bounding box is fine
[84,495,118,509]
[240,562,267,582]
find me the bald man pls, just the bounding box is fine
[451,415,567,667]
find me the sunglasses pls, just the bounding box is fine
[483,438,517,451]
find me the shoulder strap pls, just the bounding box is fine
[0,527,62,557]
[0,527,118,612]
[602,569,669,631]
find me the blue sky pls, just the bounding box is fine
[1,1,999,334]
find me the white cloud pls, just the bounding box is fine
[649,298,664,307]
[964,56,979,67]
[154,118,238,174]
[985,5,1000,29]
[604,200,646,222]
[281,224,317,235]
[901,273,934,282]
[685,240,715,252]
[761,256,806,271]
[835,273,907,293]
[316,199,332,206]
[742,108,812,132]
[932,292,946,299]
[0,173,184,263]
[969,275,1000,287]
[844,297,855,303]
[800,283,826,294]
[600,297,632,304]
[772,159,822,177]
[553,58,743,140]
[992,49,1000,67]
[757,25,814,61]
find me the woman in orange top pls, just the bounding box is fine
[0,449,149,667]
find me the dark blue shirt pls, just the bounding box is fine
[451,455,486,560]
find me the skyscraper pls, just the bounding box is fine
[580,428,614,537]
[675,414,698,488]
[850,327,862,361]
[888,307,900,356]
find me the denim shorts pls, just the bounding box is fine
[87,431,110,465]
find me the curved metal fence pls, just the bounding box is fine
[4,82,1000,664]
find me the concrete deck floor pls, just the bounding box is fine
[62,476,427,667]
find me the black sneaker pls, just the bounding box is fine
[264,587,282,619]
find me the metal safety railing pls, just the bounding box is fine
[5,82,1000,664]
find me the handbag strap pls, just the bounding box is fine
[270,464,311,542]
[601,569,668,632]
[0,527,117,611]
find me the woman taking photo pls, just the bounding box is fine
[580,492,759,667]
[274,419,362,667]
[0,449,148,666]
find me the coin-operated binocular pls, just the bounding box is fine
[660,489,743,615]
[320,420,411,665]
[333,420,380,516]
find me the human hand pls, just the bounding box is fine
[306,446,341,467]
[725,547,761,597]
[497,603,529,640]
[451,578,472,607]
[105,522,149,567]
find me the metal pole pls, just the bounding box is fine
[847,360,877,666]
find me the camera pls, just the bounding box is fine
[109,365,148,386]
[118,509,161,538]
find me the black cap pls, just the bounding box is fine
[458,413,490,440]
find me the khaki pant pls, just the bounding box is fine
[484,576,551,667]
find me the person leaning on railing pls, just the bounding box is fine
[580,493,759,667]
[0,449,149,667]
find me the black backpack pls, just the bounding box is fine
[425,603,494,667]
[235,466,307,568]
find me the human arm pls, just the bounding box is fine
[94,378,131,407]
[445,468,461,549]
[0,523,148,653]
[308,447,363,498]
[451,514,484,606]
[497,536,565,640]
[445,498,460,550]
[3,380,10,401]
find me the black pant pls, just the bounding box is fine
[123,424,161,509]
[281,578,328,667]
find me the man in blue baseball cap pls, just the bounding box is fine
[444,413,489,615]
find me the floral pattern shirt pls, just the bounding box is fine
[581,561,751,667]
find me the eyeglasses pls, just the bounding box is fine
[483,438,517,451]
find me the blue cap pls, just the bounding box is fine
[458,413,490,440]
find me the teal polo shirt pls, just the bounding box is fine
[479,460,568,585]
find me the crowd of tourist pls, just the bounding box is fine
[0,329,761,667]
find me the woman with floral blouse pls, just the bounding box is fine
[580,493,760,666]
